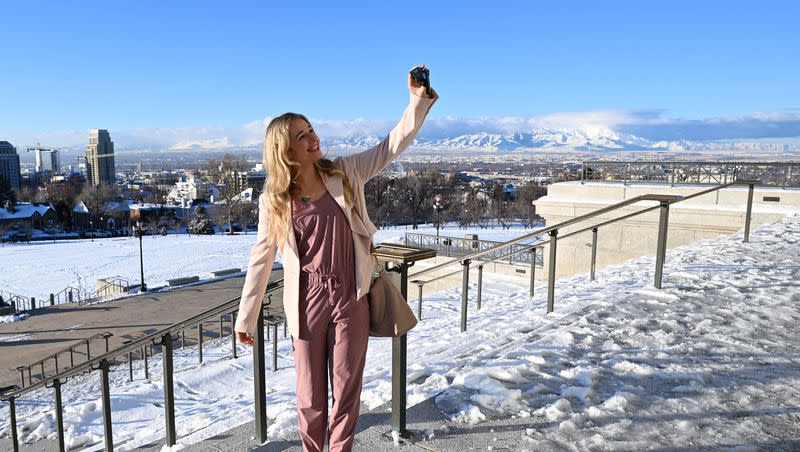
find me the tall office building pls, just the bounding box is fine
[0,141,21,189]
[85,129,116,187]
[34,148,61,175]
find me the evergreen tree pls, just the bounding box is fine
[188,206,215,235]
[0,174,17,206]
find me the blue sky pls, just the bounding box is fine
[2,0,800,147]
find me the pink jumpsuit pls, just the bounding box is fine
[291,191,370,452]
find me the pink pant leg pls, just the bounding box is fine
[293,286,333,452]
[327,296,370,452]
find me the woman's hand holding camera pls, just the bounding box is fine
[409,65,436,99]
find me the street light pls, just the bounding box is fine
[89,220,94,242]
[433,194,445,239]
[134,221,147,292]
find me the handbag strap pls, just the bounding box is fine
[371,242,382,274]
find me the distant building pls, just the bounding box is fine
[34,147,61,175]
[85,129,116,187]
[166,174,221,205]
[0,201,57,231]
[0,141,21,189]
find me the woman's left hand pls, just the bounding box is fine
[408,65,435,99]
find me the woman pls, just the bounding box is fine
[234,66,438,451]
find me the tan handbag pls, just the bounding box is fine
[368,247,418,337]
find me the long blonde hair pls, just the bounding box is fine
[262,113,354,247]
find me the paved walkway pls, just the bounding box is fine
[0,271,284,389]
[129,396,546,451]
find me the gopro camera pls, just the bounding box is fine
[410,66,431,97]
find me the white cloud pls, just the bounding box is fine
[13,109,800,150]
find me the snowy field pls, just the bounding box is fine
[0,222,531,303]
[1,214,799,450]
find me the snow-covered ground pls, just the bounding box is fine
[2,215,799,450]
[0,222,528,303]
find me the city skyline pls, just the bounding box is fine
[2,1,800,148]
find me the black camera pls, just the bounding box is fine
[409,66,431,97]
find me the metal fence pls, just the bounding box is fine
[1,284,286,452]
[581,160,800,188]
[404,233,544,266]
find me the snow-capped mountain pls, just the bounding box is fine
[319,127,800,153]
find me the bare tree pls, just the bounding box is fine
[203,153,250,235]
[364,175,395,229]
[43,174,85,231]
[79,183,121,227]
[513,180,546,228]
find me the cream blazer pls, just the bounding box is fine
[235,91,438,338]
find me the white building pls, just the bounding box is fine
[166,174,221,205]
[34,148,61,175]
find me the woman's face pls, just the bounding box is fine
[287,117,322,167]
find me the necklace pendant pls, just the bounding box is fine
[301,196,311,204]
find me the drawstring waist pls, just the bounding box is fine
[303,272,341,286]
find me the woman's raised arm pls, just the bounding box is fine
[337,67,439,183]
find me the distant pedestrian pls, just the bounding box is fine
[235,66,438,451]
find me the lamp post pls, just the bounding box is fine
[433,194,444,239]
[134,221,147,292]
[89,220,94,242]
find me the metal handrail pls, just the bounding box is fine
[80,277,131,306]
[581,160,799,187]
[405,232,544,265]
[17,332,114,388]
[410,194,665,280]
[557,182,738,241]
[406,181,761,332]
[2,280,282,399]
[53,286,82,305]
[410,244,540,285]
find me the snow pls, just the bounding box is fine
[2,215,800,449]
[0,313,28,324]
[0,223,535,303]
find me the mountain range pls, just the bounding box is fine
[323,128,800,154]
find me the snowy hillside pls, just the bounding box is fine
[1,214,798,450]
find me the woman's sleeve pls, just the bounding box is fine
[337,90,438,183]
[235,194,279,334]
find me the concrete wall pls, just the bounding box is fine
[534,182,800,278]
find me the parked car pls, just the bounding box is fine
[82,229,112,238]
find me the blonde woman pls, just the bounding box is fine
[234,66,438,452]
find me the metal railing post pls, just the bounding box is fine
[460,259,471,332]
[253,307,268,443]
[477,265,483,310]
[654,201,671,289]
[198,323,204,364]
[272,323,278,372]
[231,313,238,359]
[744,183,754,243]
[529,247,536,298]
[392,260,410,437]
[161,334,177,447]
[68,289,73,303]
[547,230,558,313]
[54,355,59,374]
[69,349,74,367]
[128,352,134,382]
[143,346,149,380]
[417,282,423,320]
[30,297,36,311]
[86,341,91,361]
[7,394,19,452]
[590,228,598,281]
[17,367,24,388]
[50,293,55,306]
[99,359,114,451]
[53,379,66,452]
